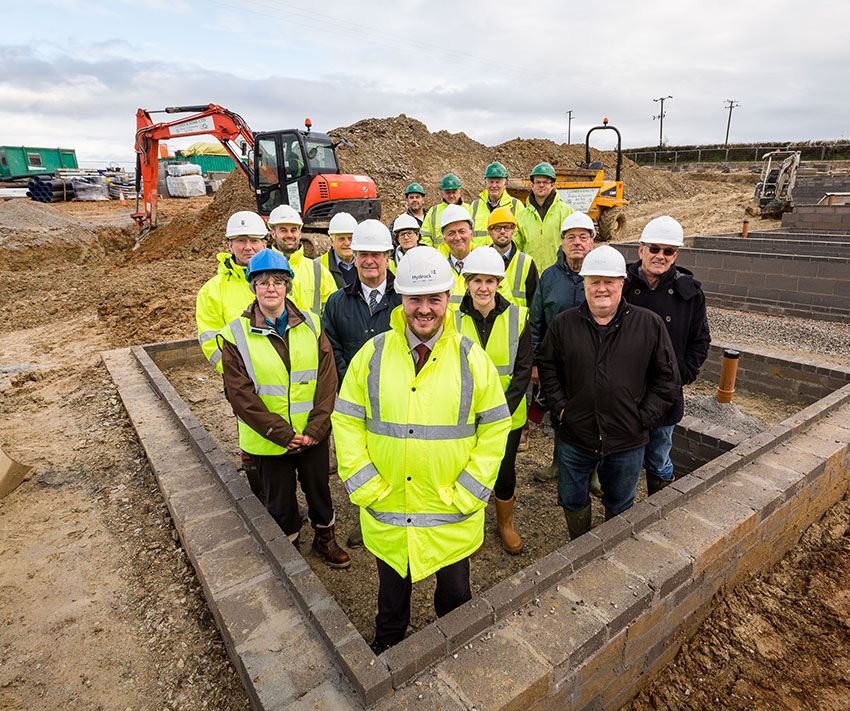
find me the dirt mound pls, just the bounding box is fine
[0,199,133,270]
[685,394,766,435]
[332,114,699,220]
[96,259,211,345]
[126,170,255,263]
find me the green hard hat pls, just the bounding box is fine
[530,162,556,181]
[405,182,425,196]
[440,173,462,190]
[484,161,508,179]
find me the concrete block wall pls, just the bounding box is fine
[702,340,850,405]
[782,204,850,233]
[747,229,850,243]
[792,174,850,205]
[616,243,850,322]
[684,235,850,258]
[113,338,850,710]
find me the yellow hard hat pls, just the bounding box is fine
[487,206,516,229]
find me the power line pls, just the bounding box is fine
[652,95,672,147]
[724,99,741,147]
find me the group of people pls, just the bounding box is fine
[194,160,710,654]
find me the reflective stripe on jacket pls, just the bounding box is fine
[419,201,472,249]
[280,247,336,315]
[504,249,535,307]
[332,306,511,582]
[470,190,523,240]
[455,303,529,429]
[195,252,255,372]
[515,192,573,272]
[219,310,321,455]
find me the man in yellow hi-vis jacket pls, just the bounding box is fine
[332,246,511,655]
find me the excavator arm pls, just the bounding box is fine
[133,104,255,229]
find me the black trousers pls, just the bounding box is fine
[374,555,471,648]
[494,426,522,500]
[254,438,333,536]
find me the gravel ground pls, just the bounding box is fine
[708,306,850,367]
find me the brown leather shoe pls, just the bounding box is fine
[312,525,351,568]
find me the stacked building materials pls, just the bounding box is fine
[26,176,76,202]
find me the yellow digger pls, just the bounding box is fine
[507,119,629,241]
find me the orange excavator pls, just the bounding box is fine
[133,104,381,253]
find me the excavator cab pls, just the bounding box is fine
[253,125,380,227]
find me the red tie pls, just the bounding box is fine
[414,343,431,374]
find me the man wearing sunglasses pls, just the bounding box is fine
[623,216,711,495]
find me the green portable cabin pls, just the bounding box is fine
[159,154,238,175]
[0,146,78,179]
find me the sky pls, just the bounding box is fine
[1,0,847,169]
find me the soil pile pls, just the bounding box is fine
[127,170,255,263]
[332,114,699,219]
[0,200,132,270]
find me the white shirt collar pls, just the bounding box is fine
[360,279,387,303]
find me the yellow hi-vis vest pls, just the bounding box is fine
[503,249,534,307]
[419,201,473,250]
[455,304,528,430]
[470,189,523,240]
[219,311,321,456]
[276,247,336,316]
[195,253,255,372]
[332,306,511,582]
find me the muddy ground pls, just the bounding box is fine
[1,142,848,710]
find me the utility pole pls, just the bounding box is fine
[652,95,672,147]
[724,99,740,147]
[566,110,574,144]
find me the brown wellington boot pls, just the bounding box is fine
[494,495,524,554]
[312,525,351,568]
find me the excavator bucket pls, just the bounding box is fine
[0,445,34,499]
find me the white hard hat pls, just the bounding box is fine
[640,216,684,247]
[392,213,421,234]
[350,219,393,252]
[560,212,596,239]
[439,204,473,230]
[579,245,627,278]
[267,204,303,226]
[394,246,456,295]
[328,212,358,236]
[461,246,505,279]
[225,211,268,238]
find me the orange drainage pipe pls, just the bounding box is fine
[717,349,740,403]
[741,219,749,238]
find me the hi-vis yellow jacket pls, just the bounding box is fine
[219,310,321,455]
[195,253,255,372]
[503,248,535,308]
[515,193,573,272]
[278,246,336,315]
[469,189,524,241]
[419,201,473,251]
[455,303,529,430]
[332,307,511,582]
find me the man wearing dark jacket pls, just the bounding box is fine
[537,245,680,540]
[623,216,710,493]
[529,212,596,480]
[322,220,402,384]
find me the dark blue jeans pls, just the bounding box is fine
[644,425,675,481]
[558,440,645,516]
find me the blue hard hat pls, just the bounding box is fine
[245,248,294,281]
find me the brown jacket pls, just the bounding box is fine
[220,300,338,448]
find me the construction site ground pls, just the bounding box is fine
[2,120,849,710]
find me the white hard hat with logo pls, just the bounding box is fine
[439,203,473,230]
[461,246,506,279]
[640,216,684,247]
[328,212,358,235]
[394,246,456,295]
[579,245,627,277]
[560,212,596,239]
[267,204,303,226]
[392,213,421,234]
[225,211,268,238]
[350,219,393,252]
